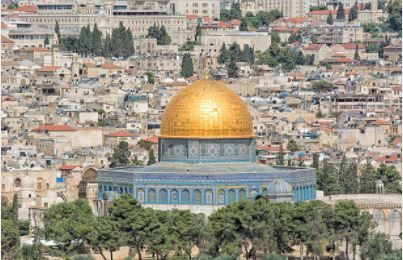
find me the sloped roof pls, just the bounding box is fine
[107,130,136,137]
[303,43,324,50]
[33,125,76,132]
[36,66,61,72]
[1,35,14,44]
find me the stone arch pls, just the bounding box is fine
[78,167,98,199]
[218,190,225,204]
[15,178,21,188]
[181,189,190,204]
[137,189,145,202]
[205,190,213,204]
[148,189,156,203]
[389,209,401,237]
[159,189,168,203]
[171,189,179,204]
[228,189,236,204]
[248,189,258,201]
[194,189,202,204]
[372,209,385,233]
[238,189,247,201]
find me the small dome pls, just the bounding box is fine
[267,179,292,195]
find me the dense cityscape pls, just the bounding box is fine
[1,0,402,259]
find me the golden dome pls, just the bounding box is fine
[160,79,253,139]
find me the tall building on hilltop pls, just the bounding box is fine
[97,78,316,215]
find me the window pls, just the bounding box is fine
[228,189,236,204]
[238,189,246,200]
[1,184,5,190]
[218,190,225,204]
[181,189,190,204]
[171,189,179,204]
[148,189,156,203]
[205,190,213,204]
[44,202,48,208]
[159,189,168,203]
[46,183,49,189]
[137,189,145,202]
[202,3,208,7]
[192,3,198,7]
[15,178,21,188]
[194,190,201,204]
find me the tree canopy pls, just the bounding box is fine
[110,141,131,168]
[181,53,195,78]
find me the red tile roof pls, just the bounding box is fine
[230,19,241,25]
[391,137,401,145]
[59,165,80,171]
[144,136,158,144]
[107,130,136,137]
[1,35,14,44]
[371,120,389,125]
[375,153,400,163]
[341,43,364,50]
[336,57,354,63]
[16,5,38,13]
[1,22,8,30]
[186,14,199,20]
[274,26,300,33]
[33,125,76,132]
[303,43,324,51]
[288,17,307,24]
[36,66,61,72]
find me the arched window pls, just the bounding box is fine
[228,189,236,204]
[249,190,258,201]
[171,189,179,204]
[194,190,201,204]
[137,189,145,202]
[373,209,385,233]
[148,189,156,203]
[181,189,190,204]
[389,210,401,237]
[218,190,225,204]
[15,178,21,188]
[205,190,213,204]
[238,189,246,201]
[159,189,168,203]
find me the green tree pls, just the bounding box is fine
[11,193,19,225]
[158,25,171,45]
[331,200,362,260]
[195,23,202,42]
[326,12,334,25]
[78,25,92,56]
[354,44,361,61]
[348,3,359,21]
[340,160,359,194]
[386,0,402,33]
[287,139,299,152]
[2,219,22,259]
[226,55,238,78]
[240,18,248,31]
[376,164,401,193]
[44,34,49,46]
[22,227,45,260]
[317,159,341,195]
[108,195,146,260]
[61,36,79,53]
[287,33,301,44]
[336,2,345,21]
[92,23,103,56]
[218,43,228,64]
[55,21,61,44]
[359,160,377,193]
[311,80,334,92]
[91,216,123,260]
[220,2,242,21]
[43,199,95,253]
[271,31,281,46]
[181,53,195,78]
[276,144,285,166]
[146,72,155,84]
[110,141,131,168]
[102,33,113,58]
[361,233,398,260]
[148,149,156,165]
[311,153,319,169]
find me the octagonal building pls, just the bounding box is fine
[98,79,316,215]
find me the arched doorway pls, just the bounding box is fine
[78,167,98,198]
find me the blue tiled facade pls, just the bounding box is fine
[97,137,317,207]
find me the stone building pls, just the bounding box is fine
[97,78,316,216]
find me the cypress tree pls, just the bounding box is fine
[276,144,285,165]
[44,34,49,46]
[102,33,113,58]
[217,43,228,64]
[240,18,248,31]
[348,3,358,21]
[92,23,102,56]
[195,23,202,42]
[226,55,238,78]
[11,194,19,225]
[55,21,61,44]
[180,53,194,78]
[148,149,156,165]
[336,2,345,21]
[326,12,334,25]
[354,44,361,60]
[126,28,135,57]
[158,25,171,45]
